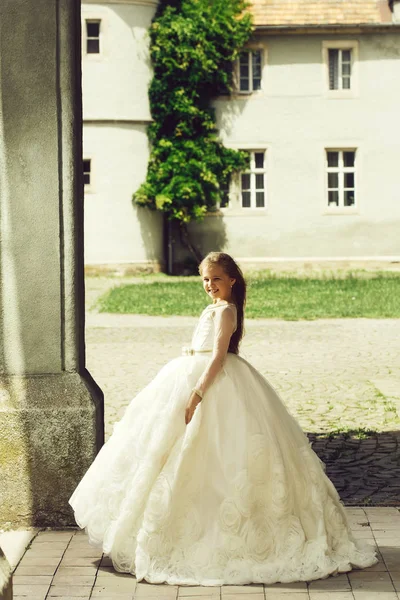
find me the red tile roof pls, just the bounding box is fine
[249,0,393,27]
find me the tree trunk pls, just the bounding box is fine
[163,214,174,275]
[179,221,203,264]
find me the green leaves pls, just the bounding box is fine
[133,0,253,222]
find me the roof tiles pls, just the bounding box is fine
[249,0,393,27]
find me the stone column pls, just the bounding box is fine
[0,0,104,528]
[392,0,400,22]
[0,546,12,600]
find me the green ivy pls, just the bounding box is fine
[133,0,253,223]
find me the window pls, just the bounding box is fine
[323,41,358,95]
[86,20,101,54]
[238,50,262,93]
[83,159,91,188]
[326,150,356,208]
[240,151,266,208]
[328,48,352,90]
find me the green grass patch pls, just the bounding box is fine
[96,271,400,320]
[316,428,376,440]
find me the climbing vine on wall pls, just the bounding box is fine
[133,0,253,260]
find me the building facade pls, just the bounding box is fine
[82,0,400,271]
[82,0,162,270]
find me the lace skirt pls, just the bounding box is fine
[69,353,377,585]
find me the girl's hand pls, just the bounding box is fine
[185,392,202,425]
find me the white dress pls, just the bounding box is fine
[69,302,377,586]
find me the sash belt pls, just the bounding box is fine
[182,347,213,356]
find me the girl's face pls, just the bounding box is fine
[201,263,236,303]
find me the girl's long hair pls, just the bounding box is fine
[199,252,246,355]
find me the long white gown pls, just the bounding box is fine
[69,302,377,586]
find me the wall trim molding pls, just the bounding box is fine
[235,256,400,263]
[83,0,158,6]
[85,256,400,264]
[253,24,400,35]
[83,119,151,125]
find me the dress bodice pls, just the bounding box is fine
[191,303,237,352]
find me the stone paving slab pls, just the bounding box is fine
[8,509,400,600]
[86,313,400,505]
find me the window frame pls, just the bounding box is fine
[82,9,109,61]
[322,40,359,98]
[234,45,267,96]
[218,146,269,213]
[85,19,101,55]
[324,148,358,214]
[83,158,93,193]
[240,150,267,209]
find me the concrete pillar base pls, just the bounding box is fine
[0,372,104,529]
[0,546,12,600]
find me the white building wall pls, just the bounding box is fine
[83,123,162,265]
[198,32,400,261]
[81,1,400,266]
[82,0,162,267]
[82,1,156,121]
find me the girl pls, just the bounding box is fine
[69,251,377,586]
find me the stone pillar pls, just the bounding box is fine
[0,0,104,528]
[392,0,400,22]
[0,546,12,600]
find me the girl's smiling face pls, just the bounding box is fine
[201,264,236,304]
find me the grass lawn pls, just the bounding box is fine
[96,270,400,319]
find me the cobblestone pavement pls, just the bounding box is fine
[10,508,400,599]
[85,312,400,506]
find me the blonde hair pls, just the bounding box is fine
[199,252,246,354]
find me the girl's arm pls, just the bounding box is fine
[193,305,237,398]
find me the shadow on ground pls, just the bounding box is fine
[307,430,400,506]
